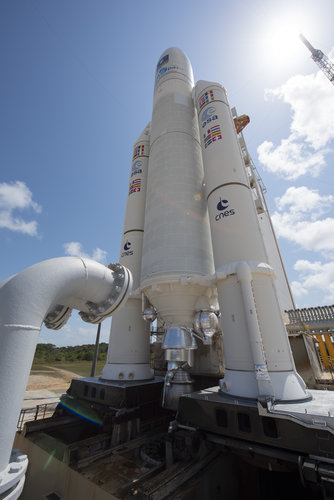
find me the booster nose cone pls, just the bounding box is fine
[155,47,194,88]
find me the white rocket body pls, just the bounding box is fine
[194,81,307,401]
[237,128,295,313]
[140,49,214,327]
[102,125,153,381]
[106,48,307,404]
[258,212,295,312]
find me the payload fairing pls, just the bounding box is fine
[102,47,307,407]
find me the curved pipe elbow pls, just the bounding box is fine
[0,257,132,331]
[0,257,132,476]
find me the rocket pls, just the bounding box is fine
[193,81,307,401]
[103,48,308,407]
[102,125,153,381]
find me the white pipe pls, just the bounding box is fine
[0,257,132,478]
[236,262,274,396]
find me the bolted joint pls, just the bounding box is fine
[44,304,72,330]
[80,263,132,324]
[0,449,28,499]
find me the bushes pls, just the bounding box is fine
[33,343,108,364]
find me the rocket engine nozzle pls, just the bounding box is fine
[161,327,197,409]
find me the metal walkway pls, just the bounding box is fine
[285,306,334,371]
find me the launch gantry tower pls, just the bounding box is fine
[300,33,334,85]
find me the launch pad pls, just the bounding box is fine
[67,376,164,411]
[2,44,334,500]
[15,377,334,499]
[178,386,334,455]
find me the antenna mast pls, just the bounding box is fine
[300,33,334,85]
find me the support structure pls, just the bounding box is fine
[300,33,334,85]
[0,257,132,500]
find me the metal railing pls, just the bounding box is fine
[312,334,334,372]
[285,305,334,327]
[284,306,334,373]
[17,402,58,431]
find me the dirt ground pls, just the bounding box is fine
[26,366,81,391]
[22,366,83,411]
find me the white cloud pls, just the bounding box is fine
[265,72,334,149]
[257,56,334,306]
[271,187,334,305]
[40,317,111,347]
[275,186,333,219]
[0,181,42,236]
[257,137,326,180]
[292,260,334,304]
[63,241,82,256]
[92,247,108,262]
[258,58,334,179]
[63,241,108,263]
[290,280,308,298]
[271,186,334,257]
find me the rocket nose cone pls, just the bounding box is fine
[155,47,194,88]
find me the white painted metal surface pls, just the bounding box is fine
[140,48,214,328]
[237,127,295,313]
[0,257,132,495]
[102,125,153,381]
[139,48,216,407]
[0,450,28,500]
[194,80,308,401]
[258,211,295,312]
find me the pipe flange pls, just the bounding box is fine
[79,263,132,324]
[0,449,28,498]
[44,304,72,330]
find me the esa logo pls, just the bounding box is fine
[201,106,218,128]
[215,198,235,221]
[131,160,143,177]
[156,65,179,82]
[156,54,169,71]
[121,240,133,257]
[156,66,167,81]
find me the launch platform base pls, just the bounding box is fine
[178,387,334,457]
[67,376,164,409]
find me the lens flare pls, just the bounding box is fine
[59,394,103,426]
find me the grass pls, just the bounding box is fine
[31,361,106,377]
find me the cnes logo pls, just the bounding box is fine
[215,198,235,221]
[121,240,134,257]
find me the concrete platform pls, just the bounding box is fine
[23,389,64,410]
[265,388,334,432]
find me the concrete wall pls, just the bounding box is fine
[15,433,115,500]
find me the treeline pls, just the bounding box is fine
[33,343,109,363]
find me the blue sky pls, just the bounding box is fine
[1,0,334,346]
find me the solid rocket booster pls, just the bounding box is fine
[194,81,308,401]
[105,47,306,404]
[237,127,294,312]
[140,49,214,327]
[258,210,295,312]
[102,125,153,381]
